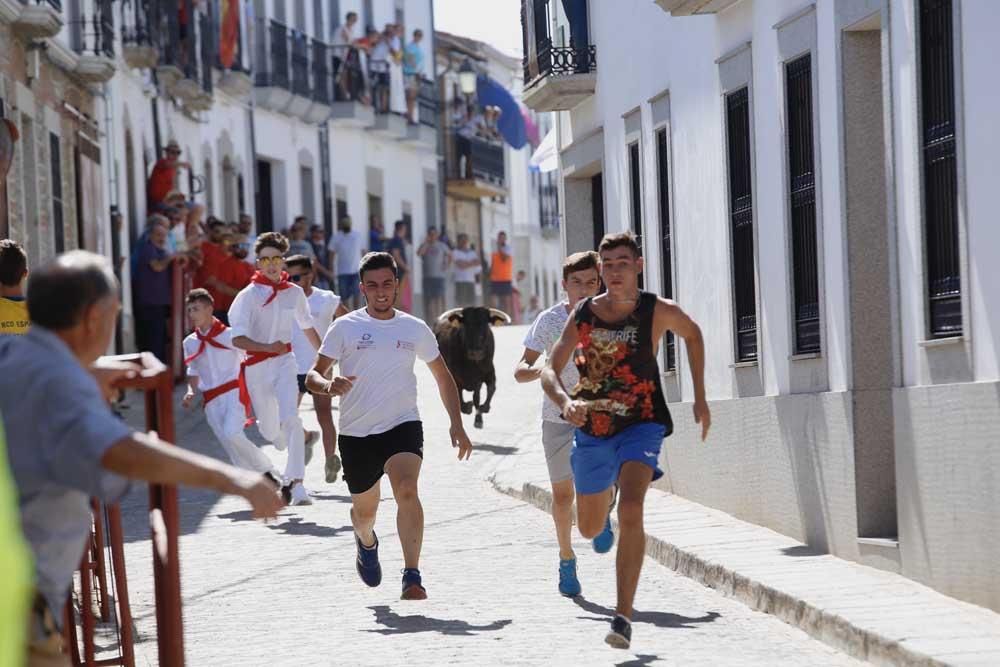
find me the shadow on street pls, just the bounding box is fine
[365,605,513,636]
[572,596,721,629]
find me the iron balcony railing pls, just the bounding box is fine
[521,0,596,87]
[417,76,437,128]
[70,0,114,58]
[154,0,181,69]
[197,8,214,93]
[290,30,310,97]
[121,0,155,47]
[20,0,62,9]
[449,131,505,185]
[311,39,330,104]
[255,19,290,89]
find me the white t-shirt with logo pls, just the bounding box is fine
[452,248,479,283]
[523,301,579,423]
[291,288,342,374]
[319,308,440,437]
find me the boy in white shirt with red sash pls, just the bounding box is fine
[229,233,322,505]
[182,289,281,486]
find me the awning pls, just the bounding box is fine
[529,127,557,173]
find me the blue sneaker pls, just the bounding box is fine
[401,568,427,600]
[558,558,582,597]
[355,532,382,587]
[592,516,615,554]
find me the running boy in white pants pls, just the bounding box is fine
[182,289,282,485]
[515,251,604,597]
[287,254,349,483]
[229,233,322,506]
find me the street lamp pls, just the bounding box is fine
[458,59,477,96]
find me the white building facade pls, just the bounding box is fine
[522,0,1000,612]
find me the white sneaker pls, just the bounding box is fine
[289,482,313,506]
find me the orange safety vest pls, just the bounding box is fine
[490,250,513,282]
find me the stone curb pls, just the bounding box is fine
[489,474,949,667]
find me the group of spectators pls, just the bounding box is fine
[415,228,536,324]
[331,11,426,123]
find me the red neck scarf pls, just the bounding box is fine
[252,270,292,306]
[184,318,230,364]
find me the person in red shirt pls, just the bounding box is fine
[194,224,253,324]
[147,140,191,208]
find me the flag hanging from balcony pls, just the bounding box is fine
[219,0,240,69]
[476,75,527,150]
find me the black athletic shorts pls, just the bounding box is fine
[338,420,424,494]
[296,373,309,395]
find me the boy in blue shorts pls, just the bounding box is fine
[542,232,711,649]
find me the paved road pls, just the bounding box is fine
[112,325,861,666]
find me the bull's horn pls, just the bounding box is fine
[438,308,464,323]
[489,309,512,325]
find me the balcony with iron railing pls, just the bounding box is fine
[302,38,332,123]
[121,0,159,69]
[329,45,375,128]
[68,0,114,82]
[400,76,439,149]
[214,0,253,99]
[446,130,506,199]
[520,0,597,112]
[253,19,293,113]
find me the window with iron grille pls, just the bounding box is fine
[655,127,675,370]
[50,133,65,253]
[785,54,820,354]
[628,141,644,288]
[919,0,961,338]
[726,87,757,362]
[591,172,604,248]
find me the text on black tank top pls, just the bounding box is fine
[571,292,672,438]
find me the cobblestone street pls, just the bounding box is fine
[115,326,861,666]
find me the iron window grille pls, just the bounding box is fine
[919,0,962,338]
[785,54,820,354]
[655,127,675,370]
[726,87,758,363]
[628,141,644,289]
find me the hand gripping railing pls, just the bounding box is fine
[64,353,185,666]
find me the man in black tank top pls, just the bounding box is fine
[542,232,711,650]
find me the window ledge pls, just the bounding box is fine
[730,360,759,369]
[918,336,964,349]
[790,352,822,361]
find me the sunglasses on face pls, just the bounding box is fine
[257,256,284,266]
[288,274,304,283]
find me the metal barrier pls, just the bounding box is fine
[64,352,185,666]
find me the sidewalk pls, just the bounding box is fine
[485,424,1000,667]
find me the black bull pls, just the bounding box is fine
[433,307,511,429]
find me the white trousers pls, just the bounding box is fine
[204,389,275,475]
[244,354,305,480]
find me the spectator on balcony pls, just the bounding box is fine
[147,140,191,209]
[2,252,282,665]
[366,29,391,113]
[403,29,425,124]
[333,11,360,93]
[418,226,451,322]
[452,233,480,308]
[489,231,514,317]
[328,216,366,310]
[133,222,176,364]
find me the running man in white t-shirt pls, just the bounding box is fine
[515,251,604,597]
[287,255,349,484]
[306,251,473,600]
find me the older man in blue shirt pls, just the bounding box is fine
[0,251,284,665]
